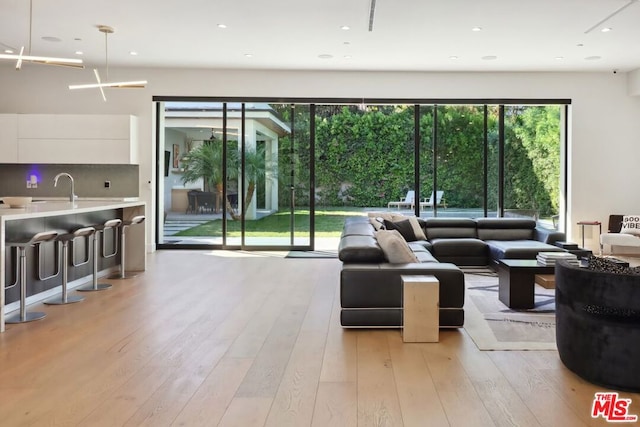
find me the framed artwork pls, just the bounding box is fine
[173,144,180,168]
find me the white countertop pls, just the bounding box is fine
[0,199,145,220]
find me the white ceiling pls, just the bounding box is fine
[1,0,640,73]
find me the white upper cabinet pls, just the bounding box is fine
[13,114,138,164]
[0,114,19,163]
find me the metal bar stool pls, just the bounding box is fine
[77,219,121,292]
[45,227,95,305]
[5,230,59,323]
[109,215,145,279]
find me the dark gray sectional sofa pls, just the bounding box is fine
[339,215,566,328]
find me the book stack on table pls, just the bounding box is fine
[536,251,579,266]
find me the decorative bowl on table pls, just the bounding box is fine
[2,197,33,208]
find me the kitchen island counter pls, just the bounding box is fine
[1,200,146,332]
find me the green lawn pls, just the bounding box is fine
[174,207,366,237]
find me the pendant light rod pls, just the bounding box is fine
[68,24,147,101]
[0,0,84,69]
[99,25,113,81]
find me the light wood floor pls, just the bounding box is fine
[0,250,637,426]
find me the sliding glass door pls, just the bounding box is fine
[240,103,312,249]
[157,100,313,250]
[156,97,567,251]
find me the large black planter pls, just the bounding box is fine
[555,261,640,392]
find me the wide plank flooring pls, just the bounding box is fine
[0,250,637,426]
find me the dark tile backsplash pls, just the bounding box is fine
[0,163,139,198]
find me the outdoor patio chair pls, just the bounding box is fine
[195,192,216,213]
[387,190,415,209]
[186,190,199,214]
[419,191,445,209]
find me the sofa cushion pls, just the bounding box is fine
[430,238,488,257]
[414,250,439,263]
[423,218,478,239]
[486,239,564,260]
[376,230,419,264]
[341,262,465,309]
[475,218,535,240]
[342,221,376,237]
[338,235,385,263]
[383,217,426,242]
[407,240,433,253]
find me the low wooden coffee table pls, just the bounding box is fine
[497,259,555,309]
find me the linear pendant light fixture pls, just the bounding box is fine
[68,25,147,101]
[0,0,83,69]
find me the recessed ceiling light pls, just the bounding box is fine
[318,54,333,59]
[75,51,83,55]
[481,55,497,60]
[585,55,602,61]
[555,56,564,60]
[449,55,459,60]
[129,51,138,56]
[344,55,352,59]
[472,26,483,32]
[343,41,351,45]
[74,38,82,41]
[601,27,612,32]
[4,49,14,54]
[576,43,584,47]
[244,53,253,58]
[217,24,227,29]
[341,25,350,31]
[41,36,61,42]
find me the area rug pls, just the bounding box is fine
[462,270,557,351]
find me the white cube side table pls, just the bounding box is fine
[401,275,439,343]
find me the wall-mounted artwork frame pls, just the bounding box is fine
[172,144,180,168]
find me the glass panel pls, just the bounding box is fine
[486,105,500,217]
[291,104,312,247]
[315,104,415,239]
[432,105,485,218]
[418,105,434,217]
[241,102,294,247]
[503,105,562,227]
[161,101,226,245]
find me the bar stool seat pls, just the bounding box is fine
[45,227,95,305]
[5,230,59,323]
[77,219,121,292]
[109,215,145,279]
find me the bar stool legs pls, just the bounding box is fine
[45,227,94,305]
[77,220,121,292]
[5,231,59,324]
[109,215,145,279]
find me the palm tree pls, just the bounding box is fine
[181,140,239,217]
[240,144,277,218]
[181,140,277,220]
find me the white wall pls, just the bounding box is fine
[1,65,640,252]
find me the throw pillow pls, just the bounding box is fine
[369,217,386,231]
[376,230,419,264]
[620,215,640,236]
[383,217,427,242]
[367,212,407,222]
